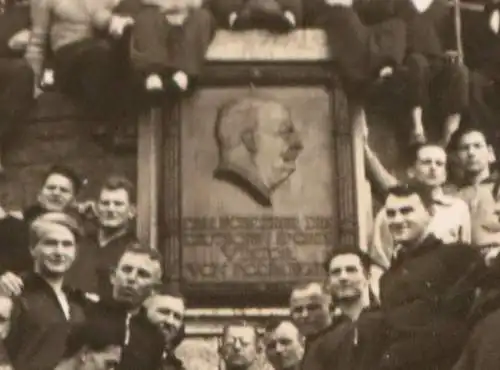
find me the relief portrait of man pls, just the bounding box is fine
[213,96,303,207]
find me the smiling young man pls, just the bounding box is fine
[352,184,483,370]
[263,319,303,370]
[3,212,89,370]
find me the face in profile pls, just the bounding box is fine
[0,296,13,340]
[264,321,303,370]
[290,283,331,337]
[31,223,77,277]
[145,294,185,344]
[385,193,430,245]
[253,105,303,191]
[111,252,160,306]
[38,174,75,212]
[96,188,135,230]
[220,326,259,369]
[327,253,369,302]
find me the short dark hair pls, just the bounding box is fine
[385,183,424,202]
[42,165,85,194]
[264,318,298,334]
[448,127,491,151]
[323,246,373,273]
[117,243,163,277]
[100,175,135,203]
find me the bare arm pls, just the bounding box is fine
[364,142,399,198]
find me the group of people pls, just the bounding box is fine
[0,0,499,165]
[226,126,500,370]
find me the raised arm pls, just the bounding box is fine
[364,142,399,198]
[25,0,51,87]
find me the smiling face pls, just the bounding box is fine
[38,173,76,212]
[326,253,369,302]
[385,193,431,245]
[31,223,77,277]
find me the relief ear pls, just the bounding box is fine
[241,129,257,153]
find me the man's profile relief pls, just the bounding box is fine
[213,96,303,207]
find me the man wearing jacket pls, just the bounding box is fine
[3,212,90,370]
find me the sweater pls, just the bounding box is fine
[25,0,119,81]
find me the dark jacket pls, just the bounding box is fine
[65,230,138,298]
[4,272,89,370]
[373,235,482,370]
[82,299,165,370]
[300,314,353,370]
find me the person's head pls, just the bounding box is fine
[385,184,431,245]
[263,319,303,370]
[323,247,371,303]
[451,128,494,176]
[407,143,447,188]
[96,176,136,230]
[29,212,82,278]
[0,296,13,340]
[219,321,260,369]
[215,97,303,192]
[58,319,123,370]
[144,287,186,348]
[37,165,83,212]
[111,245,162,307]
[289,282,331,337]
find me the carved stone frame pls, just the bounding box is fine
[139,60,361,305]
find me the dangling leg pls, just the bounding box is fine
[405,53,430,144]
[168,8,216,93]
[441,61,469,145]
[129,7,171,95]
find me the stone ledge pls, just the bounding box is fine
[206,29,329,61]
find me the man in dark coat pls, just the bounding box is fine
[353,184,483,370]
[289,281,352,370]
[3,212,91,370]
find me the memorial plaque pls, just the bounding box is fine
[163,87,336,285]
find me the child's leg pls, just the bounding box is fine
[439,61,469,145]
[405,53,431,143]
[129,7,171,91]
[168,8,216,91]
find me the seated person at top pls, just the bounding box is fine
[25,0,137,118]
[127,0,216,95]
